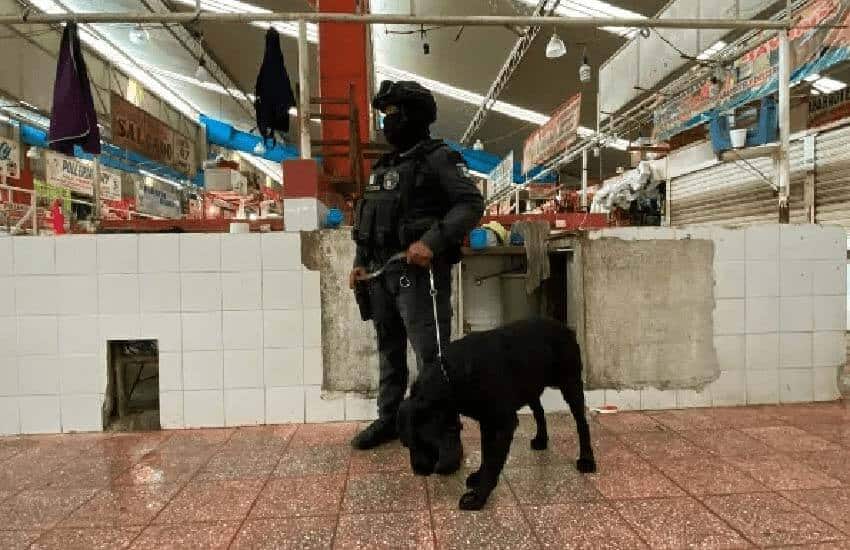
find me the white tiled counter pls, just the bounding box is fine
[0,232,345,435]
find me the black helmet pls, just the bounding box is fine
[372,80,437,125]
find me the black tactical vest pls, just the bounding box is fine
[353,140,451,262]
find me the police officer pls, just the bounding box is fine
[349,80,484,473]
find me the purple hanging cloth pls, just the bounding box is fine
[48,22,101,155]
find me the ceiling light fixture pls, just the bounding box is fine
[579,46,591,83]
[128,23,150,45]
[545,31,567,59]
[696,40,726,61]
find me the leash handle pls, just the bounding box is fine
[428,267,450,382]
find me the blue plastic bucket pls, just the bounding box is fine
[470,228,488,250]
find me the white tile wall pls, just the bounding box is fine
[139,234,179,273]
[223,349,263,389]
[746,333,779,371]
[302,270,321,309]
[779,333,812,369]
[14,238,55,275]
[0,238,12,276]
[345,395,378,421]
[746,297,780,334]
[814,295,845,331]
[261,233,302,271]
[0,397,20,435]
[221,234,261,271]
[0,318,15,355]
[140,314,181,353]
[222,310,263,351]
[813,331,846,367]
[715,262,746,299]
[780,261,813,297]
[640,388,678,410]
[183,350,223,390]
[140,273,181,313]
[746,370,780,405]
[303,347,323,386]
[222,272,261,311]
[97,235,138,274]
[714,299,746,335]
[812,261,845,296]
[56,237,97,275]
[180,273,222,312]
[813,367,841,401]
[17,316,58,356]
[98,275,141,315]
[0,356,18,396]
[266,386,305,423]
[182,312,222,351]
[61,394,103,432]
[19,395,60,433]
[18,355,60,395]
[184,389,224,428]
[715,335,746,371]
[676,388,712,408]
[780,296,813,332]
[303,309,322,349]
[59,316,99,355]
[158,352,182,392]
[225,388,265,426]
[159,391,184,429]
[264,348,303,387]
[305,386,345,422]
[746,261,779,298]
[59,355,103,395]
[602,389,642,410]
[745,225,779,261]
[57,276,98,316]
[179,234,221,272]
[0,276,13,314]
[15,277,58,315]
[264,310,303,349]
[262,271,302,310]
[779,369,814,403]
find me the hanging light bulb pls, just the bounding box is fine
[128,23,150,45]
[545,31,567,59]
[593,146,601,158]
[195,56,209,81]
[473,139,484,151]
[579,46,591,83]
[639,27,651,39]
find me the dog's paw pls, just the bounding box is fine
[465,470,481,488]
[459,490,487,511]
[530,436,548,451]
[576,457,597,474]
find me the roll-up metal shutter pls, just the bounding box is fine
[670,141,804,227]
[814,124,850,230]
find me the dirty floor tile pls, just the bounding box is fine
[30,526,142,549]
[250,475,345,518]
[525,502,647,549]
[335,511,434,550]
[342,472,426,513]
[129,522,240,549]
[230,517,337,550]
[154,480,264,524]
[433,506,539,550]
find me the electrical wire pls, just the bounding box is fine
[728,148,776,190]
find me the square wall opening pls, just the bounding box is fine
[103,340,160,431]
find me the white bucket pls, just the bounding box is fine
[730,128,747,149]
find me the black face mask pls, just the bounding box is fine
[382,112,406,148]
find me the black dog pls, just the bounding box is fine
[397,317,596,511]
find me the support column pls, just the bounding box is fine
[778,28,792,223]
[298,19,312,160]
[581,148,588,210]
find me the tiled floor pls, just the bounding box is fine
[0,402,849,549]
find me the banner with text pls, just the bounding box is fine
[488,151,514,199]
[111,93,196,177]
[135,178,183,219]
[45,151,123,200]
[653,0,850,141]
[523,93,581,175]
[0,137,21,179]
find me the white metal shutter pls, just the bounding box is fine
[814,124,850,230]
[670,141,804,227]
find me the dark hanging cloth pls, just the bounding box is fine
[254,27,296,146]
[48,22,101,156]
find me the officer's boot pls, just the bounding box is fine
[351,417,398,450]
[434,415,463,474]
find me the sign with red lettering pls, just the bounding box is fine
[523,93,581,175]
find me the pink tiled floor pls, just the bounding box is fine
[1,402,849,549]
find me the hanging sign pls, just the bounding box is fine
[111,93,196,176]
[653,0,850,141]
[0,137,21,179]
[44,150,123,200]
[488,151,514,199]
[523,93,582,175]
[135,177,183,219]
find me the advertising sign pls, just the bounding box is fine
[523,93,581,174]
[111,93,196,176]
[135,177,183,219]
[488,151,514,199]
[0,137,20,179]
[653,0,850,141]
[45,151,123,200]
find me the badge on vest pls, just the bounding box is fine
[457,163,471,179]
[366,173,380,192]
[384,169,400,190]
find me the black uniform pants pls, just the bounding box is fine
[368,261,453,422]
